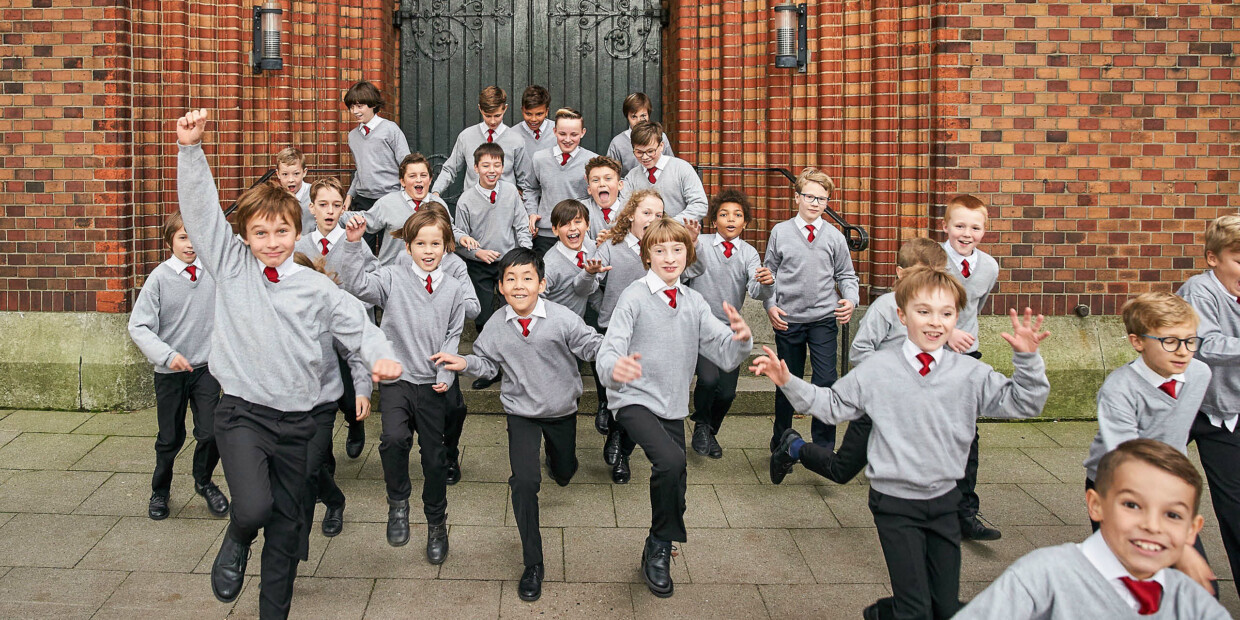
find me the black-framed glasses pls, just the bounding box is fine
[1142,334,1203,353]
[798,192,829,205]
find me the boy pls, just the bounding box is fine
[542,199,600,318]
[525,107,598,256]
[683,189,774,458]
[127,211,228,521]
[432,86,529,196]
[294,177,375,458]
[433,248,604,603]
[957,439,1229,619]
[764,168,859,451]
[343,81,410,213]
[583,155,624,238]
[1176,213,1240,598]
[274,147,313,232]
[606,92,674,175]
[350,153,448,267]
[756,266,1050,620]
[616,121,708,222]
[597,217,753,598]
[513,85,554,155]
[339,210,466,564]
[176,109,401,618]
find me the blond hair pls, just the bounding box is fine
[944,194,988,223]
[896,238,948,270]
[893,265,967,312]
[1204,214,1240,257]
[275,147,305,169]
[794,167,835,197]
[1121,292,1199,336]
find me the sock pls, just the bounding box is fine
[789,438,805,460]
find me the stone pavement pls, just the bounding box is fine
[0,408,1236,619]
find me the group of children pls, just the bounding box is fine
[123,79,1240,618]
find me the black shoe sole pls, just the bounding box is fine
[148,510,169,521]
[204,504,229,518]
[345,443,364,459]
[518,584,542,602]
[212,585,241,604]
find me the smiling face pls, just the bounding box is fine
[400,162,432,201]
[473,154,503,190]
[626,108,650,128]
[553,215,589,251]
[310,186,345,237]
[406,225,446,273]
[170,227,196,265]
[1088,460,1203,580]
[648,240,687,286]
[795,180,829,223]
[587,166,621,209]
[499,262,546,316]
[554,118,585,154]
[242,214,299,268]
[633,138,664,171]
[1207,248,1240,298]
[1129,320,1198,379]
[630,196,664,240]
[522,105,548,131]
[480,105,507,131]
[943,205,987,257]
[350,103,375,125]
[714,201,746,241]
[276,162,306,194]
[896,285,959,352]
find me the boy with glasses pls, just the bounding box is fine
[615,121,707,222]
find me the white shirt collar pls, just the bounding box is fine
[643,269,680,295]
[410,261,443,287]
[1208,270,1237,299]
[555,240,586,263]
[475,183,499,201]
[294,182,310,205]
[1130,356,1184,389]
[505,298,547,322]
[519,119,553,137]
[310,226,345,249]
[478,122,507,139]
[267,253,303,280]
[712,233,738,247]
[902,338,944,374]
[624,233,641,253]
[651,154,670,171]
[796,214,824,232]
[363,114,383,133]
[943,241,976,274]
[403,191,428,209]
[165,257,203,278]
[553,144,579,160]
[1078,530,1167,613]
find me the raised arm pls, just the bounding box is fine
[431,136,465,195]
[336,240,392,307]
[978,309,1052,419]
[175,110,248,278]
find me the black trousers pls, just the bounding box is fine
[303,405,344,542]
[378,381,450,523]
[336,353,361,427]
[615,406,688,542]
[1188,412,1240,598]
[508,413,578,567]
[591,322,608,412]
[869,487,962,620]
[690,355,740,434]
[350,194,381,257]
[773,317,838,448]
[532,234,557,258]
[465,259,504,330]
[442,381,468,463]
[214,395,321,620]
[152,366,221,494]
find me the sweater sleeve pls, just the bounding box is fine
[848,306,887,367]
[781,373,866,425]
[564,311,605,362]
[513,200,533,249]
[523,159,543,217]
[431,135,465,195]
[677,169,709,222]
[695,296,752,372]
[511,144,531,193]
[977,352,1051,420]
[334,338,373,398]
[176,143,248,279]
[746,247,774,302]
[463,326,501,381]
[681,240,708,279]
[390,126,411,164]
[453,203,481,261]
[436,288,466,387]
[952,568,1043,620]
[1184,290,1240,366]
[336,241,392,307]
[326,289,397,371]
[359,199,387,234]
[1096,388,1141,452]
[762,227,782,311]
[127,274,176,368]
[832,232,860,305]
[595,293,637,391]
[450,260,481,320]
[572,264,600,297]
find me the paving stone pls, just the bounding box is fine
[1012,524,1093,550]
[0,513,118,567]
[72,409,159,436]
[0,410,92,433]
[977,422,1058,448]
[713,415,780,449]
[682,528,815,584]
[562,527,690,584]
[568,448,653,485]
[459,445,514,483]
[1220,581,1240,617]
[1018,482,1091,526]
[94,571,234,619]
[0,431,18,450]
[328,439,371,481]
[172,479,235,520]
[332,476,395,523]
[0,567,128,614]
[684,447,762,485]
[436,525,563,582]
[714,483,838,528]
[500,581,633,617]
[314,522,441,579]
[973,483,1065,527]
[457,413,507,447]
[70,435,158,473]
[0,513,11,528]
[791,528,891,584]
[974,447,1059,484]
[505,481,614,527]
[1019,446,1090,484]
[0,600,99,619]
[760,583,892,619]
[1030,420,1098,448]
[613,483,728,529]
[364,578,501,619]
[228,577,373,620]
[0,469,109,513]
[818,483,878,528]
[958,531,1037,583]
[75,472,194,517]
[1199,527,1234,581]
[0,433,103,470]
[0,410,10,420]
[79,515,225,572]
[630,582,767,618]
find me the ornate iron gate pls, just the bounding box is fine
[396,0,665,204]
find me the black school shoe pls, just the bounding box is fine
[769,428,801,485]
[594,403,610,435]
[472,372,501,390]
[611,453,631,484]
[706,431,724,459]
[426,521,449,565]
[445,456,461,486]
[148,492,170,520]
[211,536,251,603]
[345,422,366,459]
[691,422,711,456]
[322,501,344,537]
[603,427,623,466]
[960,514,1002,541]
[641,536,675,598]
[387,498,410,547]
[196,481,230,517]
[518,563,544,602]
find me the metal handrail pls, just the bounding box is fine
[222,167,357,217]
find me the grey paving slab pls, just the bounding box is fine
[1030,420,1098,448]
[504,481,613,528]
[760,583,892,620]
[613,483,728,529]
[714,484,838,528]
[630,582,767,618]
[682,528,815,584]
[559,449,618,485]
[332,477,394,523]
[0,430,18,451]
[973,483,1065,527]
[1012,524,1093,550]
[0,513,12,529]
[818,483,879,528]
[958,532,1038,583]
[328,440,371,481]
[974,447,1060,484]
[435,525,564,582]
[74,472,194,517]
[977,421,1058,448]
[562,527,690,584]
[0,410,92,433]
[0,469,109,513]
[228,577,373,620]
[0,600,98,619]
[1018,482,1092,526]
[791,527,891,584]
[1220,581,1240,617]
[364,578,501,619]
[0,410,11,420]
[458,413,507,447]
[94,571,234,619]
[713,415,780,449]
[72,409,159,436]
[459,446,515,483]
[0,567,128,615]
[78,515,225,572]
[0,513,118,567]
[314,522,442,579]
[685,447,762,484]
[356,443,412,481]
[500,581,633,617]
[1200,527,1235,581]
[1019,446,1091,484]
[0,469,12,487]
[0,433,104,470]
[69,435,159,473]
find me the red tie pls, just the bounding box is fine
[602,207,612,223]
[518,317,532,337]
[263,266,279,283]
[576,251,585,268]
[560,152,570,166]
[425,275,433,294]
[363,125,370,136]
[664,289,677,309]
[1119,576,1162,615]
[533,128,541,140]
[961,259,971,278]
[1159,380,1177,399]
[486,129,494,143]
[320,238,330,256]
[185,265,197,281]
[722,240,735,258]
[916,352,933,376]
[489,191,496,204]
[413,199,422,210]
[647,167,657,183]
[805,224,816,243]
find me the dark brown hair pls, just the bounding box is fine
[473,142,505,166]
[521,85,550,110]
[630,121,663,148]
[622,92,654,117]
[1095,439,1203,515]
[399,153,432,178]
[343,81,384,112]
[478,86,507,113]
[162,212,186,248]
[551,199,590,228]
[394,209,455,252]
[233,183,302,237]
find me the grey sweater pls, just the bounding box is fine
[587,236,647,328]
[177,143,396,410]
[524,147,598,237]
[336,240,466,387]
[128,259,217,373]
[943,243,999,354]
[597,278,752,420]
[464,301,604,418]
[357,190,449,267]
[605,129,674,175]
[431,123,530,194]
[684,234,773,323]
[581,196,615,240]
[347,117,411,199]
[783,346,1049,499]
[1083,359,1211,481]
[393,251,480,321]
[542,240,599,317]
[453,181,533,262]
[294,230,378,279]
[315,337,373,408]
[1177,272,1240,420]
[763,218,860,323]
[955,542,1230,619]
[849,292,905,366]
[616,156,708,221]
[512,119,554,157]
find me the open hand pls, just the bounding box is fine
[611,353,642,383]
[584,258,612,275]
[595,228,613,243]
[947,329,976,353]
[476,249,501,264]
[722,302,751,342]
[749,345,792,386]
[683,218,701,243]
[430,351,467,372]
[371,359,402,383]
[528,214,541,235]
[176,109,209,146]
[459,235,480,251]
[1000,307,1050,353]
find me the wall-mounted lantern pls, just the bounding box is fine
[773,3,807,73]
[252,1,283,73]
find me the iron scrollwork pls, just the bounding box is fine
[401,0,515,61]
[549,0,663,61]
